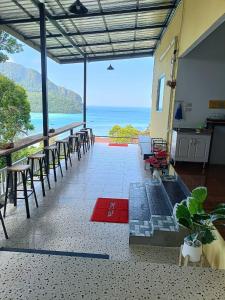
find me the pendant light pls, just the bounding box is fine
[69,0,88,15]
[107,64,114,70]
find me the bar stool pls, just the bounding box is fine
[4,164,38,219]
[0,204,8,239]
[76,131,87,154]
[27,153,51,197]
[80,129,90,150]
[44,145,63,182]
[69,134,81,161]
[85,127,95,145]
[56,138,72,170]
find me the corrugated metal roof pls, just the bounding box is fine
[0,0,180,64]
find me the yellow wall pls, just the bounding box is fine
[150,4,183,139]
[150,0,225,139]
[180,0,225,56]
[150,0,225,269]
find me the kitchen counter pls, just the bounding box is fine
[0,251,225,299]
[173,128,212,135]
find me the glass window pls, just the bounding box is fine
[156,76,165,112]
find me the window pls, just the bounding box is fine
[156,76,165,112]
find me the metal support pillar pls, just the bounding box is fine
[83,56,87,128]
[39,2,49,147]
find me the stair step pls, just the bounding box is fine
[129,182,151,221]
[145,182,173,216]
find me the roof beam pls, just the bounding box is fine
[0,3,175,25]
[60,51,153,64]
[29,23,165,40]
[47,37,159,50]
[53,3,175,21]
[56,47,155,58]
[30,0,84,57]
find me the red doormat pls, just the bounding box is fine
[108,143,128,147]
[90,198,129,223]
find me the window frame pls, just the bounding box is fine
[156,75,166,112]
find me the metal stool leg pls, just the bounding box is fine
[0,210,8,239]
[51,149,57,182]
[63,142,68,170]
[67,142,72,167]
[21,172,30,219]
[28,168,38,208]
[13,171,17,207]
[38,158,45,196]
[43,157,51,190]
[3,173,10,218]
[56,148,63,177]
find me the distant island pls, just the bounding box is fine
[0,62,82,114]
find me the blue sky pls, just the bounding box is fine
[11,43,154,107]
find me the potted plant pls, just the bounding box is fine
[0,106,28,149]
[173,186,225,262]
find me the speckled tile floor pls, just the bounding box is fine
[0,143,180,264]
[0,143,222,299]
[0,251,224,300]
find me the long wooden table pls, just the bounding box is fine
[0,121,84,201]
[0,122,85,158]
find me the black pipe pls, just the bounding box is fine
[83,56,87,128]
[39,2,49,148]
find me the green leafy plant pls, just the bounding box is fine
[0,31,22,62]
[173,187,225,246]
[0,75,34,144]
[109,125,140,143]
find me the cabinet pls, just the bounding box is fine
[171,130,211,164]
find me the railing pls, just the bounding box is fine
[95,135,139,143]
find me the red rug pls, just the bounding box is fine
[108,143,128,147]
[90,198,129,223]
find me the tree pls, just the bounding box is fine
[0,31,23,62]
[109,125,140,143]
[0,75,34,144]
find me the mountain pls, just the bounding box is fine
[0,62,82,114]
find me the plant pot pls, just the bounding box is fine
[49,128,55,133]
[182,239,202,262]
[0,142,14,150]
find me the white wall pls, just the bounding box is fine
[173,22,225,129]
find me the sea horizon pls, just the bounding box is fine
[30,105,151,136]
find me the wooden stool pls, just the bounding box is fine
[69,134,81,160]
[85,127,95,145]
[76,131,87,154]
[28,153,51,197]
[4,164,38,219]
[44,145,63,182]
[56,139,72,170]
[0,204,8,239]
[80,129,90,150]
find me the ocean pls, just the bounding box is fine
[30,106,151,136]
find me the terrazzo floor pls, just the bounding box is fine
[1,143,222,299]
[1,251,224,300]
[0,143,180,263]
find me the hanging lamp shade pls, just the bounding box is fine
[69,0,88,15]
[107,64,114,70]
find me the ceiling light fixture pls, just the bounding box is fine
[69,0,88,15]
[107,64,114,70]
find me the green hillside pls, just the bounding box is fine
[0,62,82,114]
